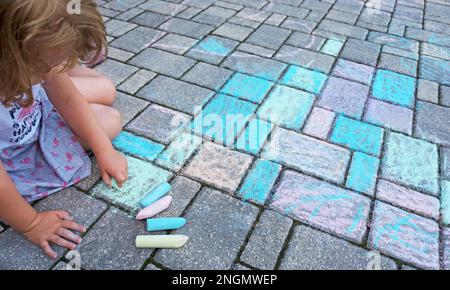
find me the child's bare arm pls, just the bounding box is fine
[43,72,128,187]
[0,161,85,258]
[0,161,37,232]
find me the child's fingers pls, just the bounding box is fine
[114,172,126,187]
[56,228,82,244]
[101,171,112,187]
[61,220,86,233]
[40,241,57,259]
[50,235,77,250]
[55,210,72,220]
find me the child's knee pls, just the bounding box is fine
[107,107,123,139]
[98,76,116,106]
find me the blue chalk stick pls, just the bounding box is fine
[139,182,172,208]
[146,217,187,232]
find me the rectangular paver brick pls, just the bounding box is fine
[110,26,164,53]
[377,179,440,220]
[262,128,351,184]
[181,62,233,90]
[235,118,273,155]
[154,187,259,269]
[184,142,253,192]
[382,132,439,195]
[274,45,335,74]
[364,98,413,134]
[271,171,371,243]
[346,152,379,195]
[258,85,315,130]
[280,65,328,95]
[369,202,440,270]
[220,73,274,103]
[113,131,164,161]
[280,225,397,270]
[238,159,282,205]
[241,210,292,269]
[302,107,335,140]
[332,59,374,85]
[340,38,380,66]
[186,35,239,65]
[414,101,450,146]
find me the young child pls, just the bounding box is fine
[0,0,128,258]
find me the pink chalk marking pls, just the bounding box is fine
[136,196,172,220]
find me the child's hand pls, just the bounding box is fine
[23,211,86,259]
[96,149,128,188]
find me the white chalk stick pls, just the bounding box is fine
[136,196,172,220]
[135,235,189,249]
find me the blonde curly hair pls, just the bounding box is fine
[0,0,107,107]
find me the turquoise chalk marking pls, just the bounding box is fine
[346,203,366,234]
[372,212,437,254]
[146,217,186,232]
[281,65,327,95]
[257,85,315,130]
[220,73,274,103]
[346,152,380,195]
[238,159,281,205]
[382,133,439,194]
[442,180,450,225]
[191,94,257,145]
[139,182,172,208]
[156,132,203,170]
[197,37,231,56]
[331,115,384,156]
[235,118,273,155]
[372,69,416,108]
[113,131,164,161]
[321,39,344,56]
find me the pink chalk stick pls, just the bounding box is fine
[136,196,172,220]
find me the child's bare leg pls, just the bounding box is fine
[67,65,123,148]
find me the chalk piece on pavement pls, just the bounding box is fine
[111,179,124,191]
[135,235,189,248]
[146,217,186,232]
[139,182,172,208]
[136,196,173,220]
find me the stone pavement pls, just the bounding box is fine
[1,0,450,270]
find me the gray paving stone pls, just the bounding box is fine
[186,35,239,65]
[443,147,450,181]
[105,19,137,37]
[274,45,335,74]
[228,16,260,29]
[286,32,326,51]
[318,77,369,119]
[414,101,450,146]
[326,9,358,25]
[110,26,165,53]
[281,17,317,34]
[247,24,291,50]
[280,225,397,270]
[422,43,450,62]
[263,128,351,184]
[0,188,107,270]
[417,79,439,103]
[139,0,187,16]
[118,70,157,95]
[233,264,252,270]
[181,62,233,90]
[76,156,101,191]
[137,75,214,115]
[222,51,287,81]
[126,104,191,144]
[152,33,198,55]
[368,201,440,270]
[318,19,368,39]
[420,55,450,86]
[376,179,440,220]
[129,48,196,78]
[113,92,149,125]
[95,59,139,85]
[160,18,214,39]
[303,107,335,140]
[77,208,150,270]
[444,228,450,270]
[107,47,134,62]
[442,86,450,107]
[154,187,259,270]
[183,0,216,9]
[341,38,381,66]
[240,210,292,270]
[367,31,419,52]
[237,43,275,58]
[213,22,254,41]
[332,59,375,85]
[116,7,144,22]
[130,11,170,28]
[236,7,271,23]
[177,6,202,19]
[379,53,417,77]
[264,2,309,18]
[145,264,161,270]
[157,176,201,218]
[184,142,253,193]
[364,98,413,134]
[265,13,287,26]
[271,171,371,243]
